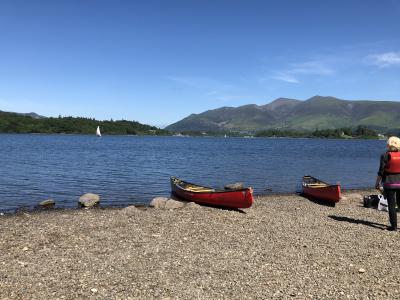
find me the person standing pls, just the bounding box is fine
[376,136,400,231]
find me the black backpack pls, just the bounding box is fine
[363,195,380,208]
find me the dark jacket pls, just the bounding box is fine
[378,152,400,185]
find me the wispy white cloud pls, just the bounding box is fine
[270,74,299,84]
[289,61,334,75]
[368,52,400,67]
[270,60,334,84]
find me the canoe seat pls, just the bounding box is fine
[307,183,328,187]
[184,186,215,192]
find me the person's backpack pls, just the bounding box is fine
[363,195,380,208]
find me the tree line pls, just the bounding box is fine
[0,112,169,135]
[0,112,385,139]
[255,126,379,139]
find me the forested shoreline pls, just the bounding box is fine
[0,111,168,135]
[254,126,380,139]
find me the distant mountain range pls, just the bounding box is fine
[0,110,45,119]
[165,96,400,133]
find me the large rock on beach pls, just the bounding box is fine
[39,199,55,208]
[149,197,168,209]
[165,199,185,209]
[184,202,202,210]
[78,193,100,207]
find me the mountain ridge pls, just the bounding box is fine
[0,110,45,119]
[165,96,400,132]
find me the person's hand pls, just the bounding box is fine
[375,176,382,190]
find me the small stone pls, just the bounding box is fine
[149,197,168,209]
[18,261,26,267]
[358,268,366,273]
[90,288,98,293]
[22,247,28,251]
[39,199,55,207]
[78,193,100,208]
[0,213,4,216]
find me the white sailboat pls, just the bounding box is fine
[96,126,102,137]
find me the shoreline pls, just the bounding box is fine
[0,187,377,215]
[0,132,385,140]
[2,189,399,299]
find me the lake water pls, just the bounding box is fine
[0,134,385,212]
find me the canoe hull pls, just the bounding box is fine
[302,176,341,203]
[170,177,253,209]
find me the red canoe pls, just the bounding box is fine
[302,175,341,203]
[170,176,254,209]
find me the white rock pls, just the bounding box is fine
[149,197,168,209]
[358,268,366,273]
[78,193,100,207]
[90,288,98,293]
[185,202,202,209]
[165,199,185,209]
[39,199,55,207]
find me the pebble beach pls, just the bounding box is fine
[1,189,400,299]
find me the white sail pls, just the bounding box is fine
[96,126,101,137]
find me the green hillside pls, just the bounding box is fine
[166,96,400,133]
[0,111,168,135]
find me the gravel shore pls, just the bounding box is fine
[1,190,400,299]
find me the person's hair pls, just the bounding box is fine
[387,136,400,152]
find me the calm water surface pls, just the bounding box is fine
[0,134,385,212]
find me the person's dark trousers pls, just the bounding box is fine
[384,188,400,229]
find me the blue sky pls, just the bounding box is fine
[0,0,400,127]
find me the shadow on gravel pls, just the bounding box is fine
[190,203,247,214]
[300,193,336,207]
[328,215,387,230]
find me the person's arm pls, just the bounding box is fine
[376,153,386,190]
[375,175,382,190]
